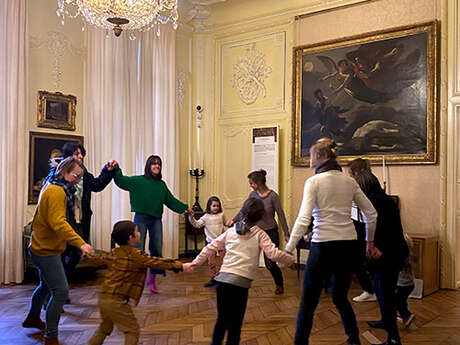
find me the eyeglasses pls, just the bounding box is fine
[72,173,82,179]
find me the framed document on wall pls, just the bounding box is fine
[252,126,279,192]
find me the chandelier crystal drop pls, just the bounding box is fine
[56,0,179,38]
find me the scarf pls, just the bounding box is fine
[49,175,77,226]
[314,159,342,174]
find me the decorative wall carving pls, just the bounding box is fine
[232,43,272,105]
[219,31,286,117]
[30,31,85,89]
[176,67,187,110]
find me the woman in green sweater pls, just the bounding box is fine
[114,155,192,293]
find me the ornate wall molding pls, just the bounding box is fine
[219,31,286,118]
[232,43,272,105]
[30,31,85,89]
[176,66,187,110]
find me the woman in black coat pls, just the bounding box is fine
[349,158,409,345]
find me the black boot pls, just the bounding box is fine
[367,319,385,329]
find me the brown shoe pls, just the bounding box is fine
[44,338,60,345]
[275,285,284,295]
[22,315,45,330]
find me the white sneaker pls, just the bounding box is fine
[352,291,377,302]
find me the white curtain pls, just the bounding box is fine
[84,26,180,258]
[0,0,28,283]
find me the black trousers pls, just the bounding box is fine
[396,285,414,319]
[263,227,283,287]
[353,220,374,294]
[373,266,401,343]
[295,240,360,345]
[212,282,249,345]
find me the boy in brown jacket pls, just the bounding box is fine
[88,220,190,345]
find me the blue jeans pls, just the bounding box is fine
[134,213,164,275]
[295,241,360,345]
[28,251,69,339]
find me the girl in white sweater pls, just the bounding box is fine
[184,198,294,345]
[188,196,227,287]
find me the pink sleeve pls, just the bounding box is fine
[192,231,228,266]
[258,230,295,266]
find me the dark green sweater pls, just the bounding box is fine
[114,169,188,218]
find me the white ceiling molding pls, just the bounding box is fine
[196,0,370,34]
[191,0,227,5]
[180,0,228,32]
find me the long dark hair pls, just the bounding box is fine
[62,142,86,158]
[236,198,265,235]
[144,155,162,180]
[349,158,381,196]
[247,169,267,187]
[206,196,222,214]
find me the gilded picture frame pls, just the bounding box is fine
[292,21,439,166]
[28,131,84,204]
[37,90,76,131]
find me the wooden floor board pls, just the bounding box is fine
[1,264,459,344]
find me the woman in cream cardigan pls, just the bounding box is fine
[285,139,378,345]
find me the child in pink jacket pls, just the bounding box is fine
[184,198,294,345]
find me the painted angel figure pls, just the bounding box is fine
[316,42,421,104]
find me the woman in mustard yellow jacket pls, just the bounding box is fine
[23,157,94,345]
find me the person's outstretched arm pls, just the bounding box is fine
[258,229,295,266]
[113,167,134,191]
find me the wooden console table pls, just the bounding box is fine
[410,234,439,296]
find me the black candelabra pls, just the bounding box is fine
[189,168,205,212]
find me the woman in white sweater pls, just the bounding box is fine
[184,198,294,345]
[285,139,378,345]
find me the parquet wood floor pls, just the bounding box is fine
[1,264,459,345]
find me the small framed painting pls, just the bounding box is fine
[37,90,76,131]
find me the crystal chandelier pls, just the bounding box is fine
[56,0,179,38]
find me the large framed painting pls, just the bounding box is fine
[37,91,77,131]
[292,21,438,166]
[28,131,83,204]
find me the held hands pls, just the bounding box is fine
[106,160,119,171]
[225,220,234,227]
[80,243,95,256]
[366,241,382,260]
[182,262,195,273]
[186,208,195,218]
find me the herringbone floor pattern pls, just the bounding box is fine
[1,264,459,345]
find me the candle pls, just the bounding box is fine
[196,124,200,169]
[188,111,192,170]
[382,155,386,185]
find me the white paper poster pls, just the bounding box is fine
[252,127,279,192]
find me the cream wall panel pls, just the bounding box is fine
[219,32,285,117]
[211,23,294,233]
[26,0,85,221]
[217,125,253,218]
[176,27,194,253]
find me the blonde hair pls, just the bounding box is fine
[310,138,337,160]
[56,156,83,176]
